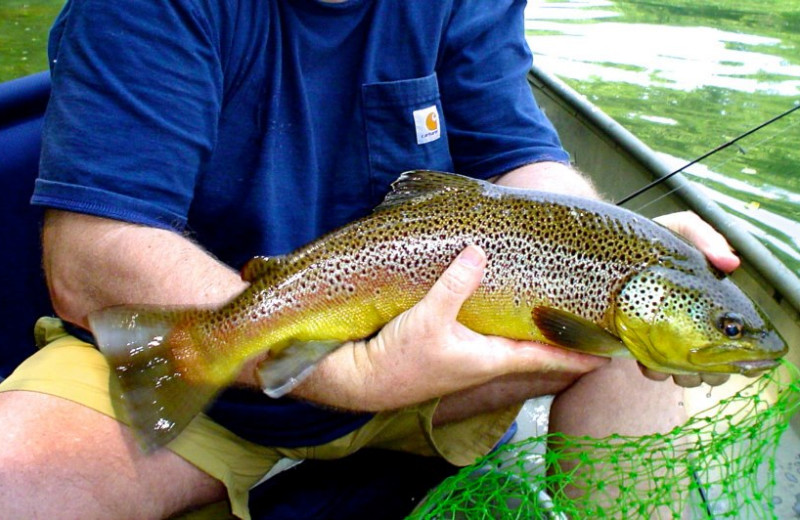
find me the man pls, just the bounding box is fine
[0,1,737,518]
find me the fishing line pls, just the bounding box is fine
[616,102,800,207]
[632,115,800,214]
[707,117,800,172]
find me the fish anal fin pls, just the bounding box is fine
[241,255,286,283]
[532,306,629,357]
[375,170,486,212]
[258,340,343,398]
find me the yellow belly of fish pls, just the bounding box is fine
[227,285,422,369]
[220,282,546,388]
[458,290,544,343]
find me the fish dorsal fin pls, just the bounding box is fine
[375,170,487,212]
[240,256,287,283]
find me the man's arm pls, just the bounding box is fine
[43,210,248,329]
[491,161,598,198]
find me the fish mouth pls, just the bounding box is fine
[687,343,785,375]
[728,359,781,376]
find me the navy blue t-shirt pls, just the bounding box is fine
[33,0,570,447]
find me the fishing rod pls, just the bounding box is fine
[615,102,800,206]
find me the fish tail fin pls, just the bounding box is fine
[89,305,221,451]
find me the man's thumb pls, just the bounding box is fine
[421,245,487,322]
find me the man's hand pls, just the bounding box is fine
[292,245,608,411]
[655,211,740,273]
[641,211,740,387]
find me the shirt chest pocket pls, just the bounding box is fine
[361,73,454,204]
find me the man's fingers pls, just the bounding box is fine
[655,211,740,273]
[699,373,730,387]
[498,338,609,375]
[672,373,703,388]
[638,363,672,382]
[420,245,487,322]
[639,363,731,387]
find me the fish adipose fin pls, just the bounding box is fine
[532,306,630,357]
[258,339,343,398]
[89,305,219,451]
[375,170,485,211]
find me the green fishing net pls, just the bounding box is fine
[409,361,800,519]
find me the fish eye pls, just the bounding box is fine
[718,313,744,339]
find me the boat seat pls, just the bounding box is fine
[0,71,53,379]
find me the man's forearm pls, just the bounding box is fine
[43,209,248,329]
[492,161,599,199]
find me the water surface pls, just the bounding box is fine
[0,1,60,81]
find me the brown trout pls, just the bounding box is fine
[89,171,787,449]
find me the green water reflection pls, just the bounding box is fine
[0,1,62,81]
[526,0,800,274]
[2,0,799,274]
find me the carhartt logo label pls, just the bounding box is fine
[413,105,440,145]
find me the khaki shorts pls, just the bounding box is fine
[0,318,519,519]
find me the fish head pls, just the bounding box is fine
[615,264,787,376]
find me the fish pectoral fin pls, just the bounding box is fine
[258,339,343,398]
[532,306,629,357]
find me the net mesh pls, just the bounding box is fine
[409,361,800,519]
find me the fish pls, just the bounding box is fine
[89,170,788,450]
